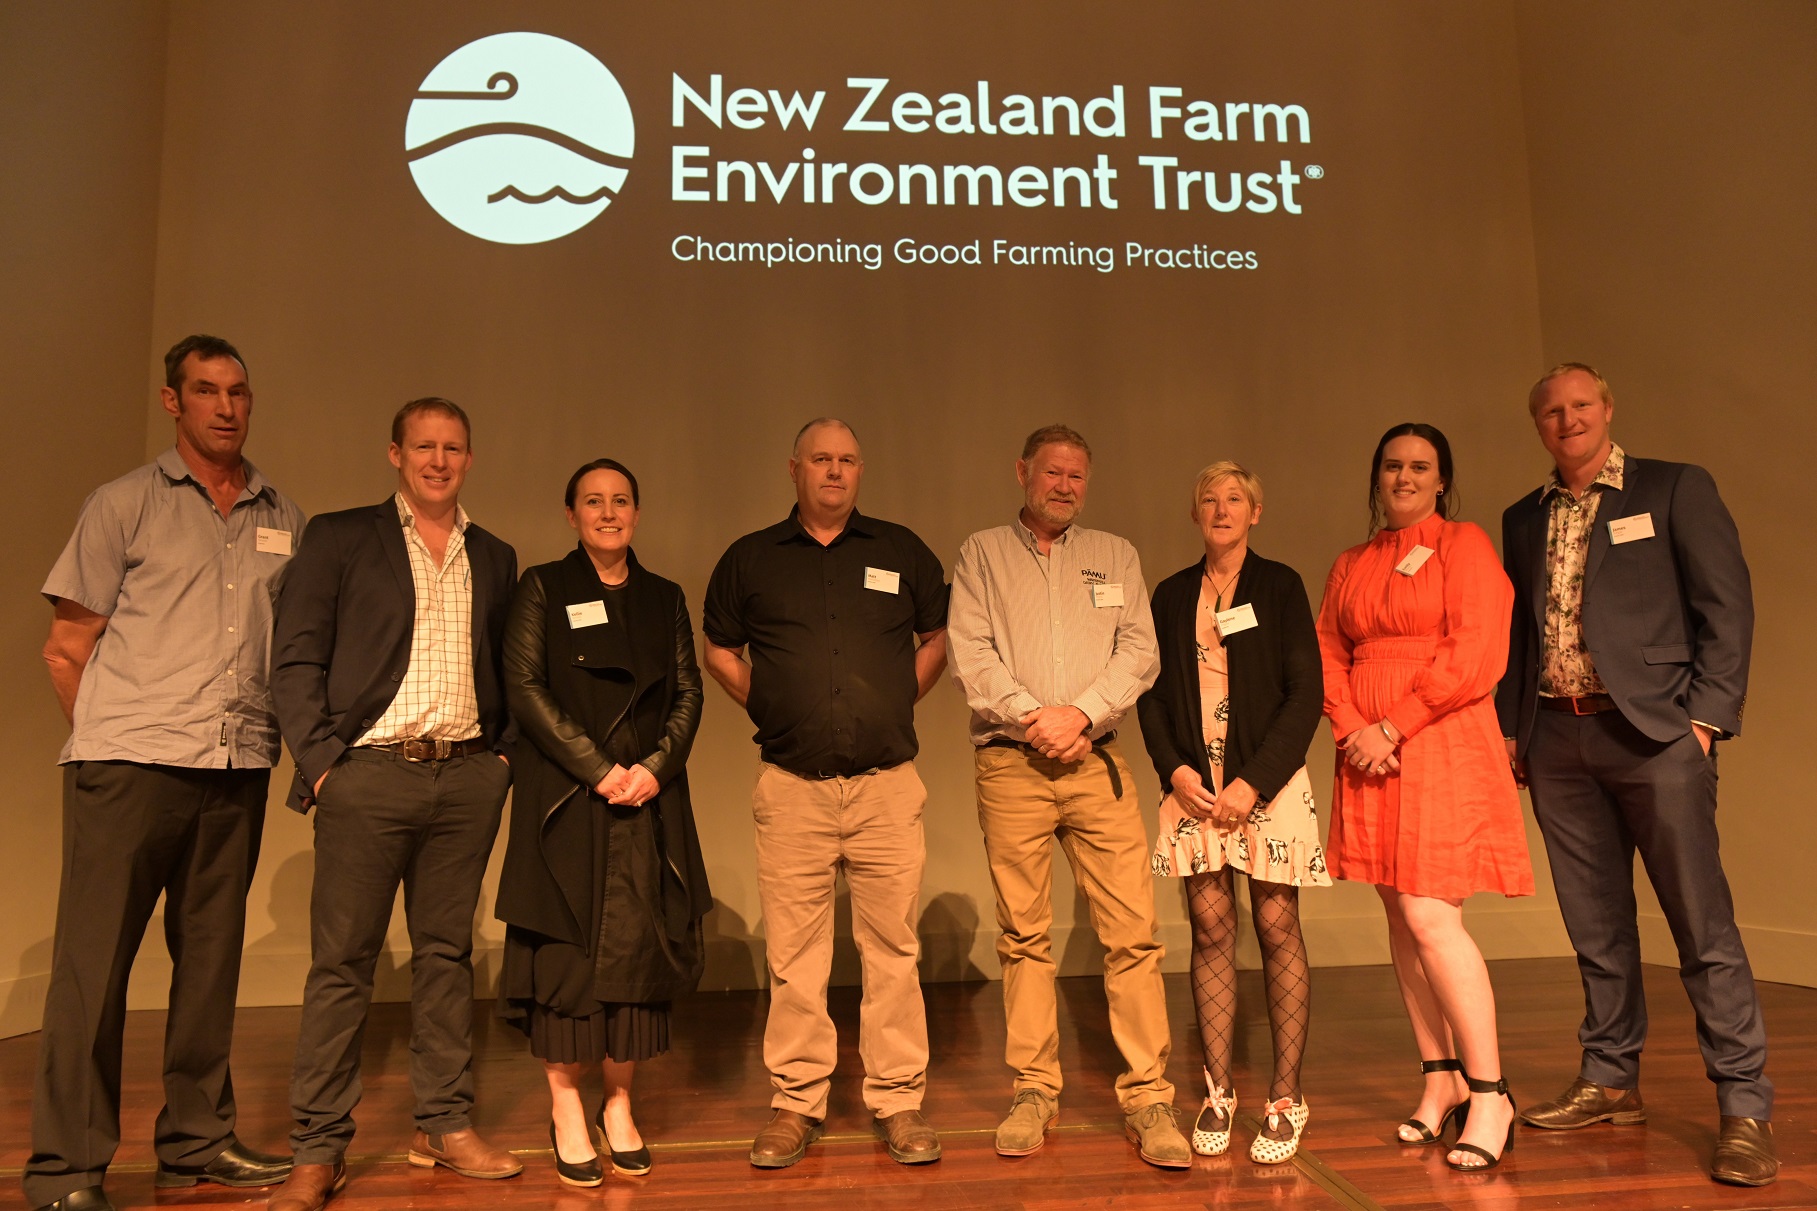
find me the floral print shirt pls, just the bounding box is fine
[1538,444,1625,697]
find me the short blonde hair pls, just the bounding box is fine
[1191,460,1263,513]
[1528,362,1613,415]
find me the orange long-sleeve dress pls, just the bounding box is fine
[1316,513,1533,900]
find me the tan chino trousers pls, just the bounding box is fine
[974,740,1174,1111]
[752,761,930,1120]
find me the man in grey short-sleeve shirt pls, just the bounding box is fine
[24,336,300,1211]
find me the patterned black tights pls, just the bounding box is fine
[1186,869,1310,1104]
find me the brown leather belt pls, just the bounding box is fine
[1538,693,1618,716]
[366,737,491,762]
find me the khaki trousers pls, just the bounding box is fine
[752,761,929,1119]
[974,740,1173,1111]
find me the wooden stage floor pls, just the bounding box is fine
[1,958,1809,1210]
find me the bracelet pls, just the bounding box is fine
[1379,722,1397,745]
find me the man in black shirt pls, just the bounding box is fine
[703,418,949,1169]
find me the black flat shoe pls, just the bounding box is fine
[550,1120,603,1187]
[597,1108,652,1176]
[1447,1074,1516,1171]
[155,1139,293,1188]
[1401,1059,1469,1145]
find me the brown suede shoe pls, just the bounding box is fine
[1519,1078,1646,1130]
[873,1109,942,1164]
[750,1110,824,1169]
[267,1161,345,1211]
[1711,1117,1778,1187]
[406,1129,524,1179]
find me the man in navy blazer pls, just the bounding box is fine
[1496,363,1773,1187]
[266,398,520,1211]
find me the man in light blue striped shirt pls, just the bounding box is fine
[949,424,1186,1168]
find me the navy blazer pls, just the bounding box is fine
[271,498,518,810]
[1495,456,1751,755]
[1137,548,1323,802]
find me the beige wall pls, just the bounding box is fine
[1514,0,1817,984]
[0,1,1809,1038]
[0,3,172,1036]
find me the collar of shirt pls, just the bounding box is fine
[1013,514,1074,552]
[1540,443,1626,502]
[778,505,874,546]
[155,445,273,504]
[393,491,470,534]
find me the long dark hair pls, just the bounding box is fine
[564,458,641,508]
[1367,422,1456,534]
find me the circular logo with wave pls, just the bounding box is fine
[406,32,634,245]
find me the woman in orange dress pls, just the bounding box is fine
[1317,423,1533,1172]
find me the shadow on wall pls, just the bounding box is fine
[3,936,53,1035]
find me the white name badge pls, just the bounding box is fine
[1214,602,1259,638]
[864,566,901,594]
[1395,545,1436,576]
[565,600,609,629]
[255,526,293,556]
[1090,582,1125,608]
[1608,513,1656,544]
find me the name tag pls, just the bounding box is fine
[255,526,293,556]
[1214,602,1258,638]
[565,600,608,629]
[1395,545,1435,576]
[1608,513,1655,544]
[864,566,901,594]
[1090,582,1124,608]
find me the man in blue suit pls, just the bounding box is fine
[1497,363,1773,1187]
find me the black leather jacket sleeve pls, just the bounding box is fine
[503,566,614,790]
[640,590,703,787]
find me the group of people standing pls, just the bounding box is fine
[22,336,1775,1211]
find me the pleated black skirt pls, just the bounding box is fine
[526,1000,671,1064]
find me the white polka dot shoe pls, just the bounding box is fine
[1249,1095,1309,1165]
[1191,1073,1236,1156]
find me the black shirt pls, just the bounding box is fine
[703,508,949,776]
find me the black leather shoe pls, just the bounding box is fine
[550,1120,603,1187]
[33,1187,115,1211]
[597,1107,652,1176]
[1519,1078,1644,1130]
[1711,1116,1778,1187]
[156,1139,294,1188]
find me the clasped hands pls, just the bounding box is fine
[1339,719,1401,777]
[1018,705,1093,762]
[1171,766,1257,831]
[595,762,659,807]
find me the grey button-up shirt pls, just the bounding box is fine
[44,447,305,767]
[948,517,1160,745]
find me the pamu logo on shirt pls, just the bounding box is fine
[406,32,635,245]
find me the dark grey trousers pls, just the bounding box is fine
[24,761,268,1209]
[1526,708,1771,1119]
[287,747,510,1164]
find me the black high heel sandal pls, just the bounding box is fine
[550,1120,604,1187]
[1446,1074,1515,1171]
[597,1107,653,1176]
[1400,1058,1470,1145]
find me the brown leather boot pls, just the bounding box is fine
[873,1109,942,1164]
[1519,1078,1645,1130]
[749,1110,824,1169]
[406,1129,524,1179]
[266,1161,345,1211]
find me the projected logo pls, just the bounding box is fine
[405,32,634,245]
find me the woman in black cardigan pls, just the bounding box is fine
[1137,461,1328,1165]
[495,459,712,1185]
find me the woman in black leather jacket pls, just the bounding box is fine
[494,458,711,1185]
